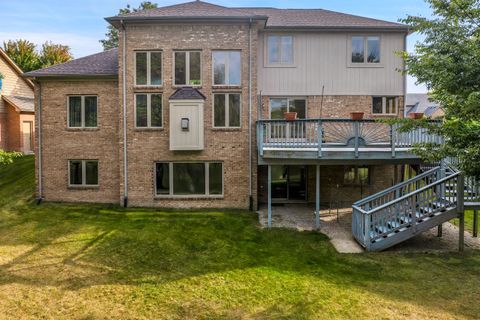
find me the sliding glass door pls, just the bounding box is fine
[271,165,307,201]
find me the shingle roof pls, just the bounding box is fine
[169,87,206,100]
[2,95,35,113]
[23,48,118,78]
[406,94,441,117]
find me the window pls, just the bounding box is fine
[267,35,293,65]
[135,51,162,86]
[344,166,370,185]
[68,96,97,128]
[213,93,241,128]
[174,51,201,86]
[213,51,241,86]
[372,96,398,115]
[351,36,380,64]
[155,162,223,196]
[69,160,98,186]
[270,98,306,119]
[135,94,162,128]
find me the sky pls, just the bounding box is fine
[0,0,432,92]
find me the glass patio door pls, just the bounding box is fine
[271,165,307,201]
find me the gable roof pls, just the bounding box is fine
[169,87,206,100]
[106,0,408,31]
[2,95,34,113]
[0,48,34,89]
[23,48,118,78]
[406,94,442,117]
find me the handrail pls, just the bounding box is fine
[257,118,442,124]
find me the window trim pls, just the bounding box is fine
[173,50,202,86]
[68,160,99,187]
[67,95,98,129]
[347,35,383,68]
[212,93,242,128]
[265,34,295,67]
[268,97,308,119]
[134,50,163,86]
[134,93,163,129]
[372,96,399,116]
[343,165,371,186]
[154,162,224,198]
[212,50,242,87]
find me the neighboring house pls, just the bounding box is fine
[25,0,414,210]
[406,93,444,118]
[0,48,35,153]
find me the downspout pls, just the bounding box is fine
[248,19,253,211]
[121,19,129,207]
[36,81,43,204]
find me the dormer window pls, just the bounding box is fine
[351,36,381,64]
[267,35,294,65]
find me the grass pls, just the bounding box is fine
[0,156,480,319]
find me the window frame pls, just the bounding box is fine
[154,162,224,198]
[68,159,99,187]
[268,97,308,119]
[372,96,399,115]
[67,95,98,129]
[348,35,382,67]
[212,93,242,128]
[343,166,371,186]
[265,35,295,67]
[173,50,202,86]
[134,51,163,86]
[134,93,163,129]
[212,50,242,87]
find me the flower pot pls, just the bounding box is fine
[350,112,364,121]
[409,112,424,119]
[284,112,297,121]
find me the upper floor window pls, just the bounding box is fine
[135,93,163,128]
[69,160,98,187]
[372,96,398,115]
[351,36,380,64]
[135,51,162,86]
[213,51,241,86]
[68,96,97,128]
[267,35,293,65]
[213,93,241,128]
[174,51,201,86]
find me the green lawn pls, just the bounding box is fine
[1,156,480,319]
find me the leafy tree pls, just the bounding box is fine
[0,150,22,165]
[400,0,480,178]
[100,1,158,50]
[40,42,73,68]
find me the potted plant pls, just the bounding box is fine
[409,112,424,119]
[0,72,4,92]
[284,111,297,121]
[350,112,364,121]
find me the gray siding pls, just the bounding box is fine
[258,32,405,96]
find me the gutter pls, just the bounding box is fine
[248,18,253,210]
[121,19,129,207]
[36,81,43,203]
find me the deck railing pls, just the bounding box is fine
[257,119,442,158]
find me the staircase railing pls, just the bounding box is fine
[352,171,461,249]
[444,158,480,202]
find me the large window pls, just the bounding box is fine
[351,36,380,64]
[267,35,294,65]
[344,166,370,186]
[135,94,162,128]
[372,96,398,115]
[135,51,162,86]
[174,51,201,86]
[213,93,241,128]
[68,96,97,128]
[213,51,241,86]
[270,98,306,119]
[155,162,223,197]
[69,160,98,187]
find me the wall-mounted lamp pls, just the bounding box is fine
[181,118,189,131]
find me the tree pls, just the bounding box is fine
[40,42,73,68]
[400,0,480,178]
[100,1,158,50]
[0,150,22,165]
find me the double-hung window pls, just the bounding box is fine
[372,96,398,115]
[135,51,162,86]
[213,51,241,86]
[267,35,294,65]
[351,36,381,64]
[69,160,98,187]
[135,93,163,128]
[213,93,241,128]
[68,96,97,128]
[155,162,223,197]
[174,51,201,86]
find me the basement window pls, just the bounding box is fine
[344,166,371,186]
[69,160,98,187]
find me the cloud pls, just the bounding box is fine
[0,31,103,58]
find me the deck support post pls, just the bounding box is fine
[437,224,443,237]
[315,165,320,230]
[474,210,478,238]
[457,174,465,252]
[267,165,272,228]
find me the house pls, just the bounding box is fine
[0,48,35,153]
[406,93,444,118]
[26,0,471,251]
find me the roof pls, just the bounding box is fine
[23,48,118,78]
[406,94,442,117]
[106,0,408,31]
[2,95,34,113]
[169,87,206,100]
[0,48,34,89]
